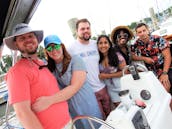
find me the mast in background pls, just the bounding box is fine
[68,18,78,39]
[149,7,160,31]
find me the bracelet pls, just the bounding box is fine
[162,71,168,75]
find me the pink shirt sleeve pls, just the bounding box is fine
[6,67,31,105]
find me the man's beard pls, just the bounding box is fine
[79,35,91,41]
[27,49,37,55]
[141,36,149,43]
[20,46,38,55]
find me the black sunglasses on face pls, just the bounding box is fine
[117,33,128,39]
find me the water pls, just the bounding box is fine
[0,103,7,118]
[0,102,14,119]
[0,75,9,118]
[0,102,7,126]
[0,102,16,128]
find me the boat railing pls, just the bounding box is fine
[0,73,21,129]
[72,115,115,129]
[0,73,6,85]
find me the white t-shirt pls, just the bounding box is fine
[68,40,105,92]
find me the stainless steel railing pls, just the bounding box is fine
[72,115,115,129]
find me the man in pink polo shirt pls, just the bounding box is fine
[3,23,71,129]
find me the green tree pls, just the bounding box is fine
[0,55,12,74]
[129,22,137,30]
[143,17,152,23]
[37,45,46,59]
[0,46,46,74]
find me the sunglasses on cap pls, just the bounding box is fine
[46,44,61,52]
[117,33,128,39]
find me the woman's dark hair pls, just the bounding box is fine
[46,43,71,75]
[97,35,119,67]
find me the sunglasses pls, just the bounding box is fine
[46,44,61,52]
[117,33,128,39]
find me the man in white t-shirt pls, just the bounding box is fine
[68,18,111,119]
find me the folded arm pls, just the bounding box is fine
[99,60,127,79]
[32,71,86,112]
[131,53,155,64]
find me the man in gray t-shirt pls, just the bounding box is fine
[68,18,111,119]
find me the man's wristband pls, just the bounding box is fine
[162,71,168,75]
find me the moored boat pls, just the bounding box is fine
[0,86,8,105]
[0,74,8,105]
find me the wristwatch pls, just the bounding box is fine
[162,71,168,75]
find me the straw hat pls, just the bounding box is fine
[3,23,43,50]
[110,26,134,43]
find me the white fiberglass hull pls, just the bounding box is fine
[100,71,172,129]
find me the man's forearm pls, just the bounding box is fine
[162,48,171,73]
[13,101,43,129]
[132,54,146,61]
